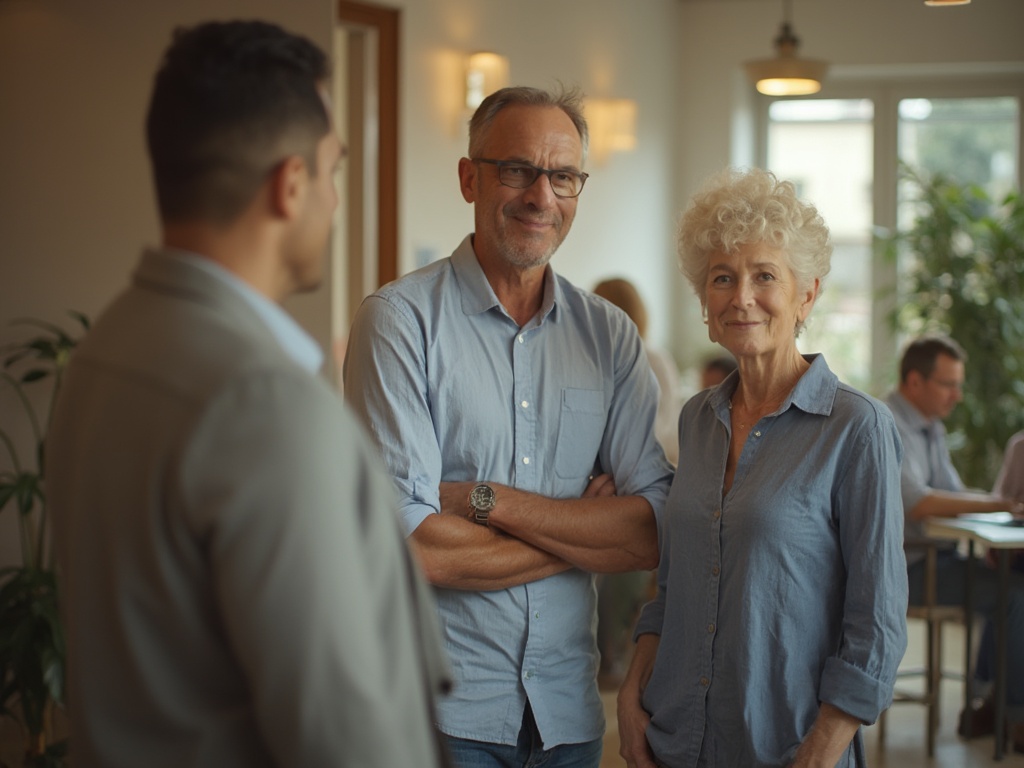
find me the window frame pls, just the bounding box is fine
[753,71,1024,394]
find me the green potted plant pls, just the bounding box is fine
[0,312,88,767]
[882,167,1024,488]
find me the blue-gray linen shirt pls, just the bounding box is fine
[344,235,674,748]
[634,355,908,767]
[884,390,965,557]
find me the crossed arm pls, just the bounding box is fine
[410,474,658,591]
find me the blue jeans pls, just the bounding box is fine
[443,703,603,768]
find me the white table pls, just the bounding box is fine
[925,512,1024,760]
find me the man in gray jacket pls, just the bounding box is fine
[47,20,449,768]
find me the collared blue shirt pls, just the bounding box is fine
[635,355,908,768]
[344,235,674,747]
[163,248,323,374]
[884,390,964,547]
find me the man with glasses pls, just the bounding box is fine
[886,334,1024,748]
[344,86,673,768]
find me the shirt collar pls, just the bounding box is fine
[164,248,324,374]
[887,389,935,433]
[709,353,838,422]
[452,234,559,325]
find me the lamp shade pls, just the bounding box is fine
[744,55,828,96]
[744,19,828,96]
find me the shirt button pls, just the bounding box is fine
[754,430,761,437]
[711,565,720,576]
[700,677,710,687]
[524,671,533,679]
[521,400,529,408]
[707,623,715,634]
[523,457,530,465]
[534,612,540,619]
[518,334,525,344]
[713,509,721,520]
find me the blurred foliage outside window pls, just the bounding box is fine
[888,95,1022,487]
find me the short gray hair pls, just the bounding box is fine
[468,85,589,164]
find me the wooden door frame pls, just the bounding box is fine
[337,1,399,287]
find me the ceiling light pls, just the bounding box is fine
[744,0,828,96]
[924,0,970,5]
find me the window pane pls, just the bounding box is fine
[767,99,874,391]
[897,97,1019,230]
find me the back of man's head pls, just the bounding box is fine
[146,20,330,226]
[899,334,967,383]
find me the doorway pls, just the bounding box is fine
[333,1,399,379]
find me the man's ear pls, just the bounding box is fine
[458,156,477,203]
[268,155,309,220]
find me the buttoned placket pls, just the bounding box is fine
[512,323,544,694]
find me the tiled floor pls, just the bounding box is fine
[599,620,1024,767]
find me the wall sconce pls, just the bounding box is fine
[743,0,828,96]
[465,52,509,110]
[585,98,637,166]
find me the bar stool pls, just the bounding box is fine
[879,538,966,757]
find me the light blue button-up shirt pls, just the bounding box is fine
[344,235,674,747]
[636,355,908,767]
[884,390,964,550]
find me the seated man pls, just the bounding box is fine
[885,334,1024,749]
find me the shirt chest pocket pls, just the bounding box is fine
[554,388,607,479]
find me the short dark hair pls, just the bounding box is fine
[899,334,967,383]
[146,20,331,224]
[468,85,589,163]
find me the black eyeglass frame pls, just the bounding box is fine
[472,158,589,199]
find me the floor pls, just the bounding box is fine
[4,620,1021,766]
[599,619,1024,767]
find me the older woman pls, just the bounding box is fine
[617,167,908,768]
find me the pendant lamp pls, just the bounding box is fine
[744,0,828,96]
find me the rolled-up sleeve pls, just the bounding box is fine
[822,407,908,723]
[344,294,441,536]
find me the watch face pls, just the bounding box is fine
[470,484,496,512]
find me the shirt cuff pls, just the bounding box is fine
[819,656,892,724]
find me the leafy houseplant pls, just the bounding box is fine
[883,168,1024,489]
[0,312,88,767]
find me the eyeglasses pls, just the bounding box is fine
[926,376,963,393]
[473,158,589,199]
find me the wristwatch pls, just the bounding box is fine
[468,483,497,526]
